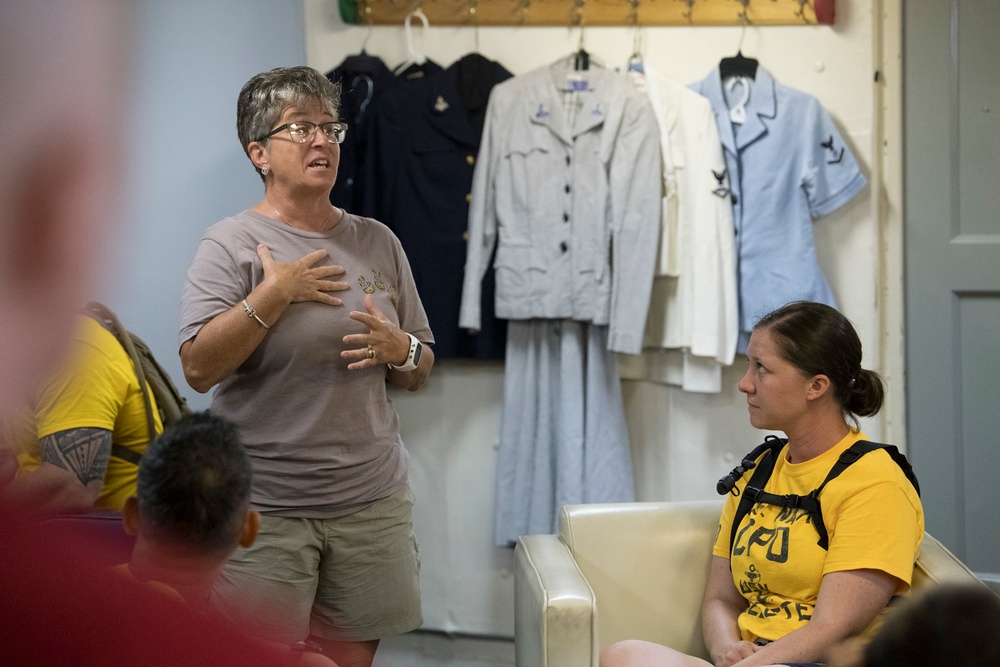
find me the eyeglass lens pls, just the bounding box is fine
[288,122,346,144]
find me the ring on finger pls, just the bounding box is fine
[366,345,375,359]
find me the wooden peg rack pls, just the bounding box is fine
[341,0,835,27]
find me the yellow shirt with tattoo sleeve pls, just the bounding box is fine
[4,316,162,510]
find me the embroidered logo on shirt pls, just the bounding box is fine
[434,95,450,113]
[712,168,731,199]
[821,135,845,164]
[535,103,550,119]
[591,103,603,117]
[358,270,397,303]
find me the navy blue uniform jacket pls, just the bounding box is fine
[365,53,512,360]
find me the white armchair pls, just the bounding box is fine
[514,500,985,667]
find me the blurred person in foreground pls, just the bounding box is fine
[178,65,434,667]
[118,411,335,666]
[0,2,340,664]
[824,583,1000,667]
[601,302,923,667]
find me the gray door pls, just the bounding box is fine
[905,0,1000,577]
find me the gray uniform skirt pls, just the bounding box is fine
[493,319,636,547]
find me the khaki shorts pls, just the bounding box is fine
[211,485,422,643]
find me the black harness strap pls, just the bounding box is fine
[723,439,921,556]
[727,435,786,559]
[110,443,143,467]
[821,441,920,497]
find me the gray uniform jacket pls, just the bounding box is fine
[458,62,662,355]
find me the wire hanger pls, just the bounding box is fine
[468,0,480,53]
[358,0,374,54]
[360,22,373,54]
[719,2,758,80]
[571,0,589,71]
[626,1,644,74]
[573,20,589,71]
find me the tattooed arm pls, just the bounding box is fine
[1,428,112,514]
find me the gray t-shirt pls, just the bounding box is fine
[179,209,433,517]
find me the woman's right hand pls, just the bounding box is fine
[257,244,348,306]
[702,556,758,667]
[712,639,759,667]
[181,245,349,393]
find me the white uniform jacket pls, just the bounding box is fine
[618,67,739,392]
[459,61,662,354]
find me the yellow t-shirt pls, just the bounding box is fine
[712,430,924,643]
[5,316,162,510]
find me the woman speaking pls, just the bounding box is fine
[179,66,434,667]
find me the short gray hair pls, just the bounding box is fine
[236,66,341,179]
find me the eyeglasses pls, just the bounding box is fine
[255,121,348,144]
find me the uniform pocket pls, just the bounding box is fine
[500,141,552,229]
[493,244,547,305]
[411,135,467,181]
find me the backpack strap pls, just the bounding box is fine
[725,435,787,559]
[716,437,780,495]
[83,302,157,463]
[745,486,827,549]
[110,443,144,467]
[801,440,921,549]
[819,440,921,498]
[740,440,923,552]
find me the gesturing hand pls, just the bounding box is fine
[342,294,409,370]
[257,243,348,305]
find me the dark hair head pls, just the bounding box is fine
[236,65,341,180]
[136,411,252,554]
[754,301,884,427]
[864,583,1000,667]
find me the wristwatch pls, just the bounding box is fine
[389,333,422,372]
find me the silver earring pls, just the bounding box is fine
[261,165,269,176]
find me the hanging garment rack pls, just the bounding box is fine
[342,0,835,27]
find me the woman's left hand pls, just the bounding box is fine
[342,294,409,370]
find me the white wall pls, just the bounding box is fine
[305,0,895,638]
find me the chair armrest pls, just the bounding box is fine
[515,534,598,667]
[914,533,988,590]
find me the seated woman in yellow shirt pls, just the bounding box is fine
[601,301,923,667]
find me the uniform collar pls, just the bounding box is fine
[524,61,612,146]
[698,64,777,155]
[423,60,479,147]
[423,54,510,148]
[332,53,391,78]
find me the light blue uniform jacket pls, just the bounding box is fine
[691,66,867,350]
[459,62,662,354]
